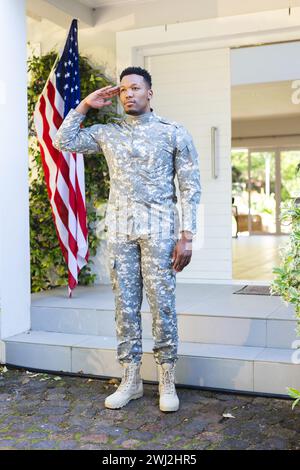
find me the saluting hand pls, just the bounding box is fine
[76,85,120,114]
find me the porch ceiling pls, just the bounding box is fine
[77,0,156,6]
[26,0,95,28]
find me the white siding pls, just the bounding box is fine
[145,48,232,282]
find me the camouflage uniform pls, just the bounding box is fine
[53,107,201,365]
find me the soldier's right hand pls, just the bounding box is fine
[84,85,120,109]
[76,85,120,114]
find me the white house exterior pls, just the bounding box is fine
[0,0,299,396]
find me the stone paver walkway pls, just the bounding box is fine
[0,365,299,450]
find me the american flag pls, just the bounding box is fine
[34,19,89,298]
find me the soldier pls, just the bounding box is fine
[53,66,201,412]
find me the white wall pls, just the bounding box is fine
[231,41,300,85]
[232,115,300,147]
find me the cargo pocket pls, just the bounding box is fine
[156,257,176,295]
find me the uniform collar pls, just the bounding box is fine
[124,109,156,124]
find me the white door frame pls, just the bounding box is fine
[116,7,300,77]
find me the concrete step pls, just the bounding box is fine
[31,303,298,349]
[4,330,300,397]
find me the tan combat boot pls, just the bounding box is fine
[157,362,180,412]
[104,362,143,409]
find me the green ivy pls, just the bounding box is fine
[270,191,300,407]
[27,48,121,292]
[270,198,300,328]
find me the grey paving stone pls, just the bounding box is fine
[0,366,299,450]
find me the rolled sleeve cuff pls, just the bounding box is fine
[180,202,197,235]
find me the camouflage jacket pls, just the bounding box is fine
[53,107,201,238]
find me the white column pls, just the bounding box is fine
[0,0,30,360]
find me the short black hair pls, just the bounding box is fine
[119,66,152,89]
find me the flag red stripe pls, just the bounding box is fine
[75,171,88,239]
[33,53,89,294]
[47,80,63,129]
[38,142,68,264]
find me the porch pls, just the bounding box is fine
[4,282,298,398]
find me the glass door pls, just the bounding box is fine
[280,149,300,234]
[232,147,300,235]
[249,150,276,234]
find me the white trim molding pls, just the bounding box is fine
[116,6,300,73]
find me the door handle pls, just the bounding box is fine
[211,126,218,179]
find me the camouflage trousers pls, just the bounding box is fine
[107,232,179,366]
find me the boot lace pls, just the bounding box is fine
[160,368,175,394]
[118,365,139,391]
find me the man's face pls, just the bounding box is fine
[119,74,153,115]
